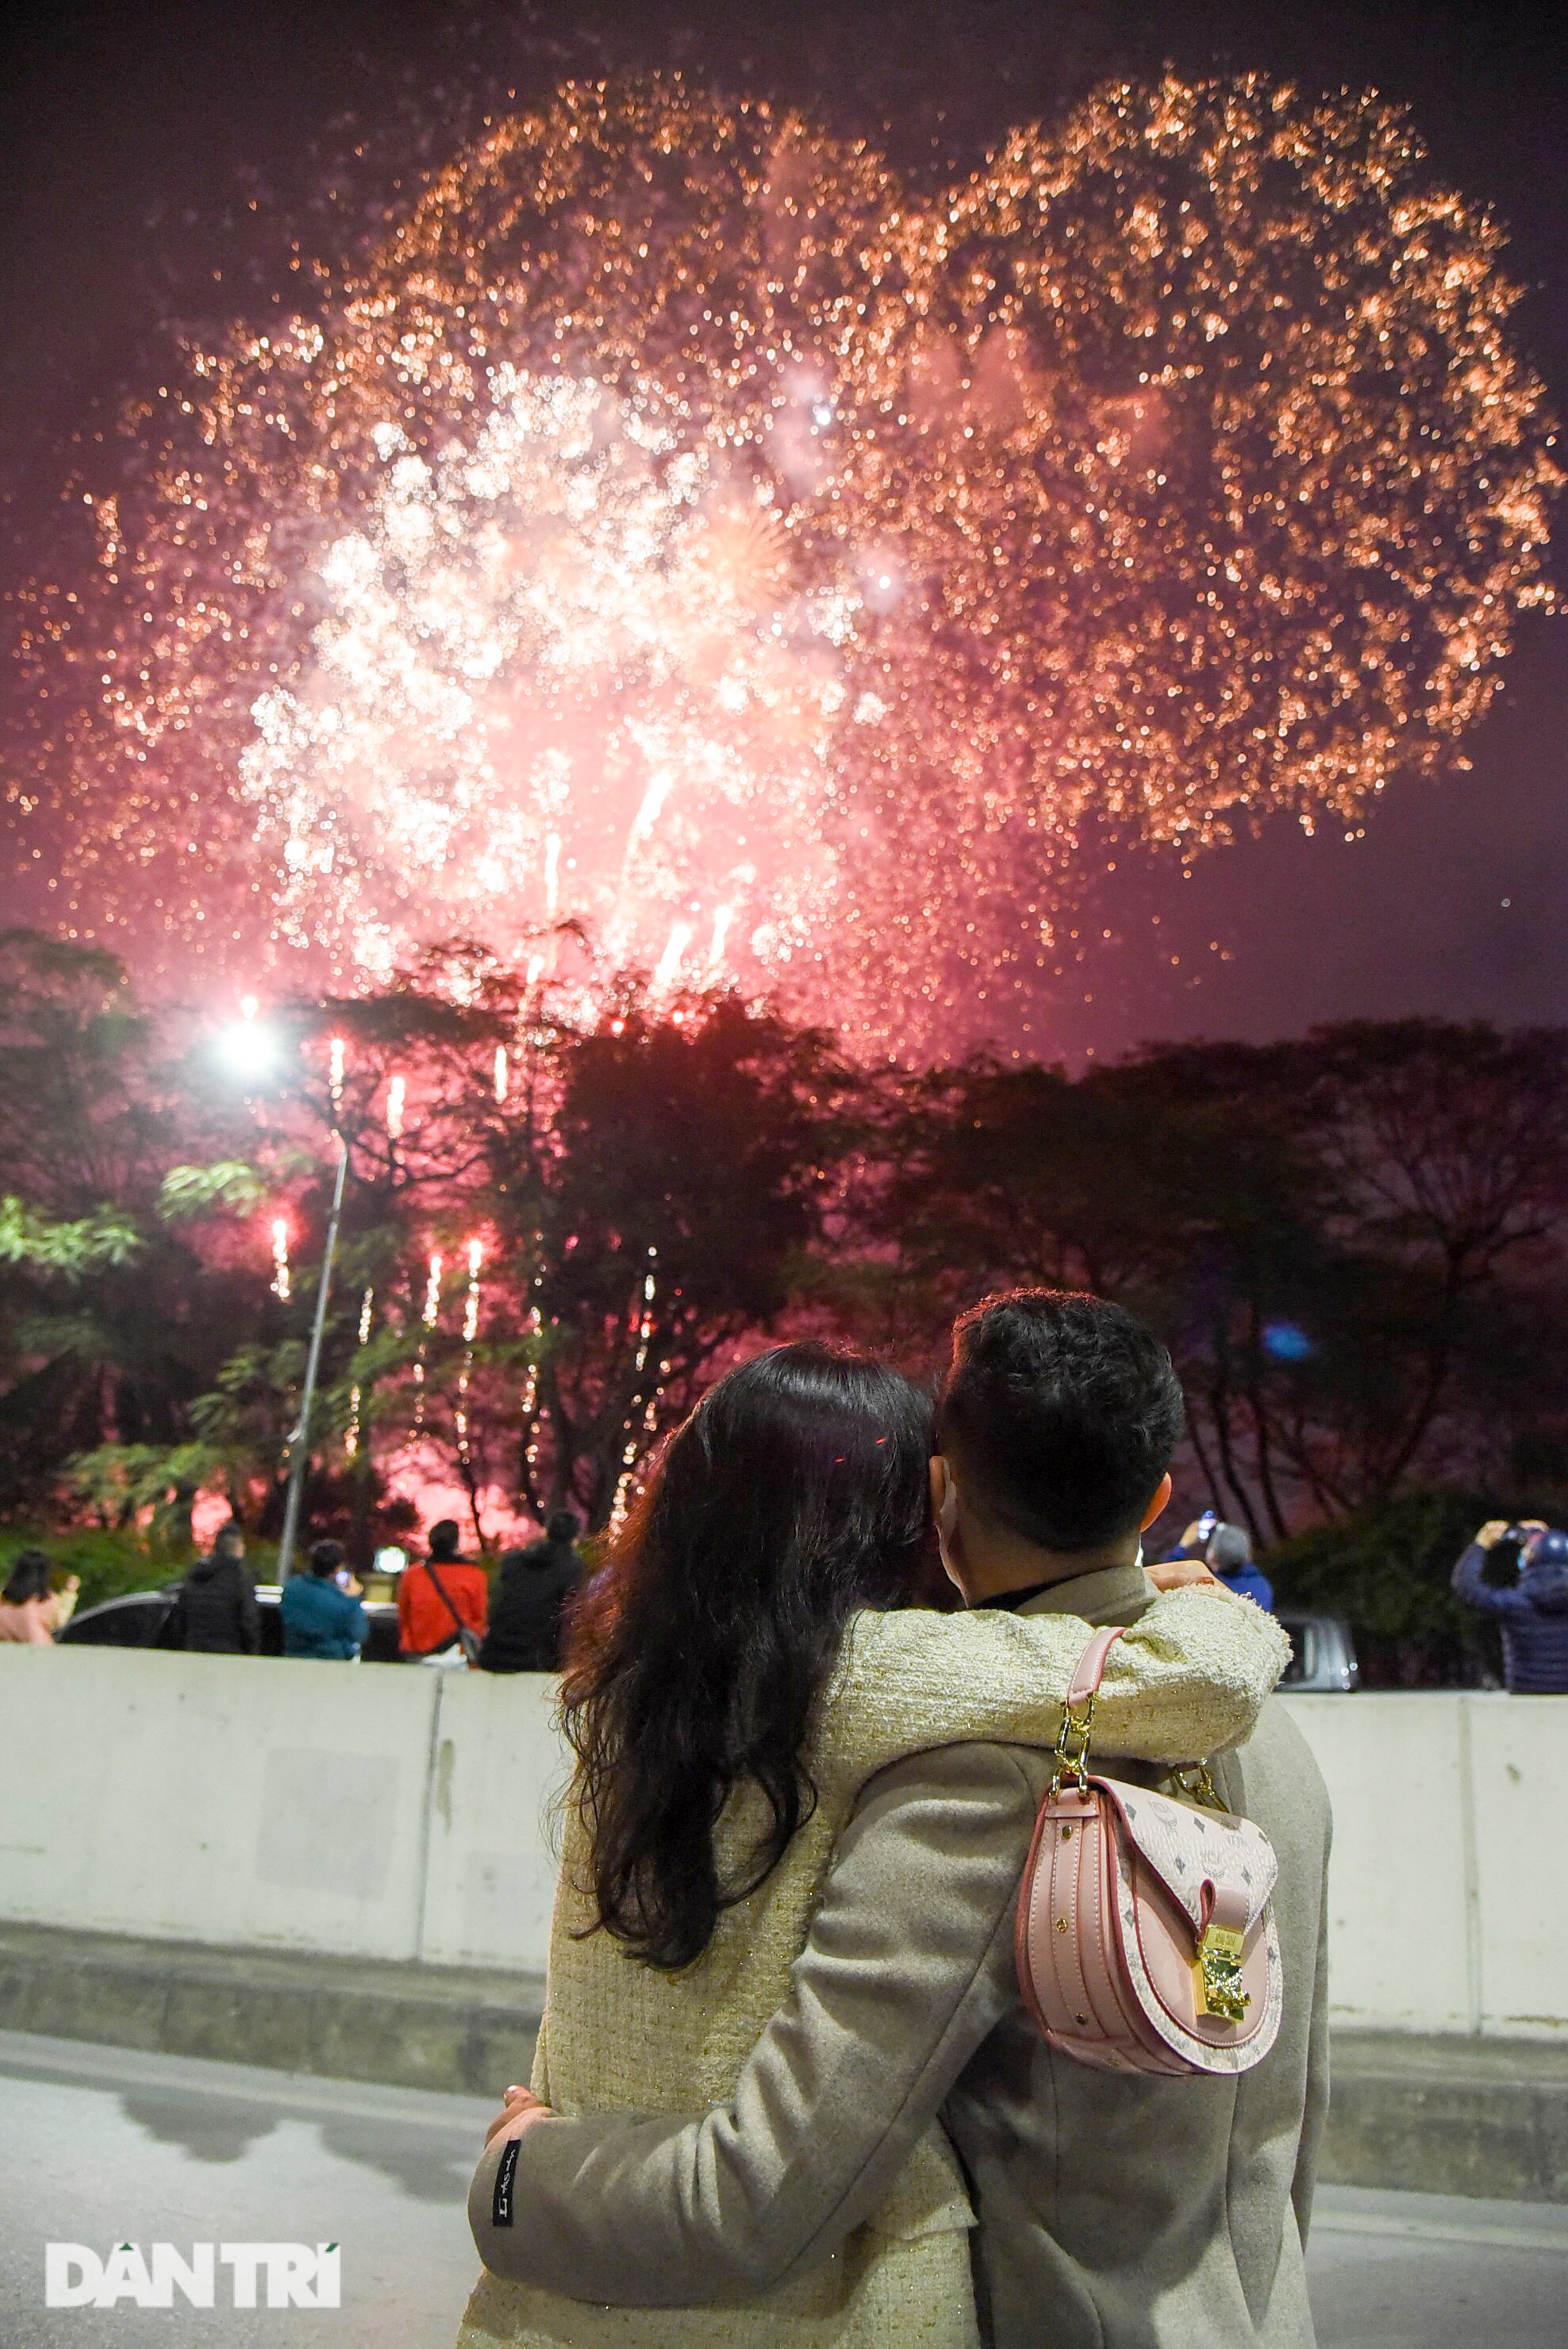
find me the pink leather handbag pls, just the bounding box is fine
[1015,1625,1284,2076]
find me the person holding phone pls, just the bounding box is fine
[280,1539,369,1660]
[1453,1520,1568,1693]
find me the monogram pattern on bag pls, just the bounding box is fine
[1108,1784,1278,1938]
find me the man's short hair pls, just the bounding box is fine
[309,1538,346,1578]
[936,1290,1186,1553]
[1207,1523,1251,1574]
[213,1521,245,1556]
[547,1508,581,1547]
[429,1519,462,1561]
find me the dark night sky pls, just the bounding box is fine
[1,0,1564,1060]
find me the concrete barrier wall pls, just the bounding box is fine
[2,1649,1564,2037]
[416,1669,569,1970]
[0,1647,440,1961]
[1286,1692,1568,2037]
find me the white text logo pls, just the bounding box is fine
[45,2242,341,2309]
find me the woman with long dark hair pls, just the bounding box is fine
[458,1341,1284,2349]
[0,1550,78,1644]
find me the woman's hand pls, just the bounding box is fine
[485,2084,555,2150]
[1144,1557,1221,1594]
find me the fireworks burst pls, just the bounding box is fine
[10,75,1556,1051]
[239,369,851,985]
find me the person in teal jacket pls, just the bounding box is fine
[281,1539,369,1659]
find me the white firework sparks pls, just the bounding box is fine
[240,371,863,991]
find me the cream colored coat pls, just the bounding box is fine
[458,1588,1289,2349]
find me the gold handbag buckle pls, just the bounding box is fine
[1194,1924,1250,2024]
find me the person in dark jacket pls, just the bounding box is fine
[478,1510,583,1674]
[281,1539,370,1660]
[1453,1519,1568,1694]
[166,1521,259,1655]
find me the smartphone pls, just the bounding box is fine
[1195,1509,1218,1541]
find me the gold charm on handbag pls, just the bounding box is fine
[1194,1924,1251,2024]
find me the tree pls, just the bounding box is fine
[479,987,854,1528]
[872,1021,1568,1539]
[1292,1021,1568,1490]
[0,933,266,1518]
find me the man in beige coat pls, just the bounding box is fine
[472,1293,1332,2347]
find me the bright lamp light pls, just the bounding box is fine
[217,999,279,1082]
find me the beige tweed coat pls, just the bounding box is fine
[458,1586,1288,2349]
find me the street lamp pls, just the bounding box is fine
[217,996,279,1085]
[275,1137,349,1586]
[213,998,349,1586]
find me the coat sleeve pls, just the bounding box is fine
[1451,1542,1528,1620]
[468,1744,1040,2304]
[825,1582,1290,1790]
[1291,1822,1333,2244]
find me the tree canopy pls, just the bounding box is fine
[2,931,1562,1682]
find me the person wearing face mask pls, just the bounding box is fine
[463,1294,1318,2349]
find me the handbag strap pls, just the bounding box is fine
[424,1558,472,1641]
[1049,1624,1127,1796]
[1065,1624,1127,1708]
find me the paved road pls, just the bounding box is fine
[3,2032,1566,2347]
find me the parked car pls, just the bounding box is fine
[58,1582,403,1663]
[1274,1608,1359,1692]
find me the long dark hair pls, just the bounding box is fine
[562,1343,933,1971]
[2,1549,52,1606]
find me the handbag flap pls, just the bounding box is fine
[1097,1779,1278,1939]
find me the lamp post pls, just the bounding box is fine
[216,1001,352,1587]
[276,1136,349,1586]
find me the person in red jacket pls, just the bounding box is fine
[398,1519,490,1663]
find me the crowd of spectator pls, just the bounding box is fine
[133,1509,590,1671]
[10,1497,1568,1694]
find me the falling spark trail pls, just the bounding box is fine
[456,1240,484,1463]
[653,924,692,994]
[270,1217,291,1302]
[612,1246,661,1527]
[344,1286,375,1459]
[706,906,734,977]
[413,1249,442,1433]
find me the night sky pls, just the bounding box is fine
[2,0,1563,1062]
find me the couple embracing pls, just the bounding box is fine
[459,1289,1330,2349]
